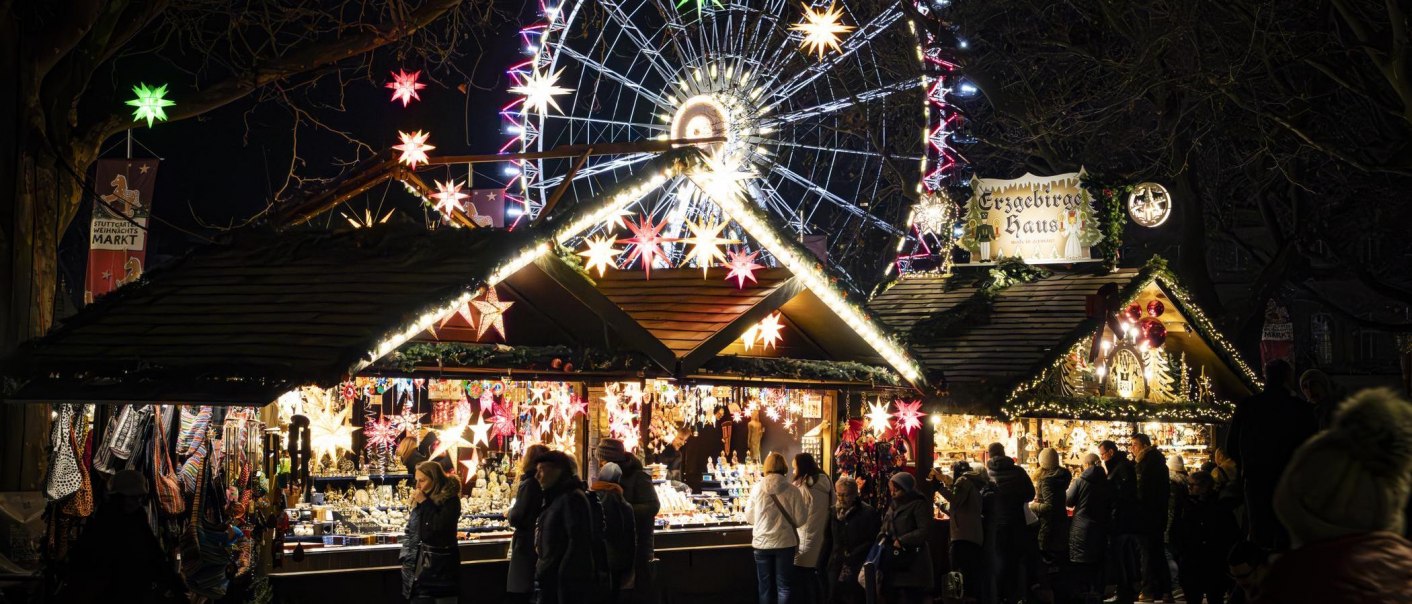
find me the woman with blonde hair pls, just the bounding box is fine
[400,461,461,603]
[748,452,808,604]
[507,444,551,602]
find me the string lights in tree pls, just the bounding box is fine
[386,70,427,107]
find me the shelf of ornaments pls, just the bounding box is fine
[653,457,760,529]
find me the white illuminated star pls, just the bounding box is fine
[578,235,622,277]
[755,311,784,350]
[393,130,435,169]
[866,402,892,434]
[471,286,514,339]
[510,68,574,116]
[791,2,855,59]
[468,413,493,447]
[432,179,469,217]
[681,219,739,277]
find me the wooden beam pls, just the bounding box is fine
[532,254,680,375]
[678,277,805,374]
[534,148,593,225]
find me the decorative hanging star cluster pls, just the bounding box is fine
[578,235,622,277]
[510,68,573,116]
[681,219,739,277]
[432,179,469,217]
[393,130,435,169]
[307,390,361,460]
[386,70,427,107]
[891,400,924,435]
[127,83,175,127]
[791,2,855,59]
[471,286,514,339]
[724,249,763,288]
[618,216,676,278]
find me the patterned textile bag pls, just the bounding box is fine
[180,444,231,599]
[43,404,81,501]
[61,429,94,517]
[152,413,186,515]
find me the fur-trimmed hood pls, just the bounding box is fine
[429,477,460,506]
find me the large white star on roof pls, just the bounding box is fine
[578,235,622,277]
[681,219,739,277]
[471,286,514,339]
[432,179,469,218]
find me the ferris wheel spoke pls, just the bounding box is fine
[599,0,684,85]
[650,0,705,70]
[749,178,811,233]
[533,152,657,189]
[759,77,923,129]
[752,138,921,162]
[556,46,674,111]
[542,113,667,132]
[759,157,904,235]
[765,2,906,106]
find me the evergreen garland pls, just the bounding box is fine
[701,355,901,386]
[1002,394,1234,423]
[908,257,1051,343]
[1079,177,1133,270]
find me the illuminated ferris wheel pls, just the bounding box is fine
[502,0,949,285]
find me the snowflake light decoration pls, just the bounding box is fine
[681,219,739,277]
[578,235,622,277]
[509,68,573,116]
[618,216,676,278]
[891,400,924,435]
[911,190,955,237]
[791,2,855,59]
[724,249,763,288]
[386,70,427,107]
[393,130,435,169]
[126,83,175,127]
[364,415,399,450]
[471,286,514,339]
[432,179,470,218]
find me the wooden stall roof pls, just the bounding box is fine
[3,225,529,405]
[593,267,794,357]
[870,268,1140,389]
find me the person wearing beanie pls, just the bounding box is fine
[595,438,659,601]
[985,443,1035,604]
[1165,452,1191,595]
[1029,448,1072,574]
[828,476,880,604]
[1067,453,1113,601]
[1255,388,1412,603]
[590,462,637,600]
[878,471,933,604]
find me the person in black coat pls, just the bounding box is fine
[1225,359,1317,549]
[878,472,934,604]
[1067,453,1113,601]
[1174,472,1237,604]
[1100,441,1141,604]
[985,443,1035,604]
[827,476,880,604]
[1030,448,1072,565]
[1129,434,1171,601]
[400,462,462,603]
[597,438,660,602]
[535,451,600,604]
[590,462,639,603]
[507,444,549,603]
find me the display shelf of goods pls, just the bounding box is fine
[653,456,760,529]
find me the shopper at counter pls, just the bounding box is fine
[930,460,985,603]
[793,453,832,604]
[401,461,462,604]
[591,462,639,602]
[1030,448,1071,571]
[596,438,660,602]
[1130,434,1172,602]
[827,476,880,604]
[507,444,550,604]
[1100,440,1141,604]
[748,452,809,604]
[535,450,598,604]
[879,472,933,604]
[1067,453,1113,602]
[985,442,1034,604]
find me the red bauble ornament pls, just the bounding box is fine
[1125,303,1143,322]
[1147,299,1166,318]
[1141,318,1167,348]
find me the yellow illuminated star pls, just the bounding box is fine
[472,286,514,339]
[755,311,785,350]
[468,413,493,447]
[393,130,435,169]
[578,235,622,277]
[791,2,855,59]
[681,219,739,276]
[510,68,574,116]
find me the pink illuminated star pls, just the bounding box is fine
[386,70,426,107]
[618,215,676,278]
[892,400,924,435]
[725,249,763,288]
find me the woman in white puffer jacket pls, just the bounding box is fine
[748,452,809,604]
[792,453,832,603]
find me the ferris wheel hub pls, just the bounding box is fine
[671,95,731,154]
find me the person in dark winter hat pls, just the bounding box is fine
[1029,448,1071,566]
[1256,388,1412,603]
[1225,359,1317,549]
[507,444,550,603]
[985,442,1034,604]
[596,438,659,602]
[879,471,933,604]
[1066,453,1112,602]
[535,450,600,604]
[590,462,637,603]
[828,476,880,604]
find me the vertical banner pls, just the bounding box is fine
[467,189,506,228]
[85,159,158,304]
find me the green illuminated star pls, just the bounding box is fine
[126,83,175,127]
[676,0,724,12]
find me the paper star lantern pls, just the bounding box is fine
[460,453,481,484]
[431,421,473,462]
[791,2,855,59]
[578,235,622,277]
[308,398,361,460]
[364,415,399,450]
[911,191,955,237]
[491,411,517,439]
[468,413,493,447]
[865,402,892,434]
[755,312,785,350]
[725,249,763,288]
[438,299,476,330]
[386,70,426,107]
[681,219,739,277]
[602,208,634,231]
[393,130,435,169]
[432,179,469,217]
[390,407,425,438]
[618,216,676,278]
[892,400,924,435]
[126,83,175,127]
[471,286,514,339]
[509,68,573,116]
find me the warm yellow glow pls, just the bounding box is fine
[680,218,739,276]
[432,179,469,217]
[467,413,493,447]
[393,130,435,169]
[578,235,622,277]
[866,401,892,433]
[471,286,514,339]
[510,68,574,116]
[791,2,855,59]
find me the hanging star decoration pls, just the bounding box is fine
[724,249,763,288]
[307,392,361,461]
[126,83,175,127]
[681,219,739,277]
[364,415,399,450]
[618,216,676,278]
[865,402,892,434]
[468,412,493,447]
[432,179,469,218]
[602,207,634,231]
[393,130,435,169]
[390,406,425,438]
[911,190,955,237]
[460,453,481,484]
[386,70,427,107]
[491,409,517,439]
[578,235,622,277]
[791,2,855,59]
[509,68,574,116]
[891,400,924,435]
[755,312,785,350]
[431,418,473,462]
[471,286,514,339]
[438,298,477,331]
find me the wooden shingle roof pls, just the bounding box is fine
[870,269,1141,388]
[5,225,527,405]
[593,267,793,357]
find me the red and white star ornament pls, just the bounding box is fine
[364,415,399,449]
[724,249,763,288]
[618,215,675,278]
[432,179,469,218]
[471,286,514,339]
[891,399,924,435]
[386,70,426,107]
[393,130,435,169]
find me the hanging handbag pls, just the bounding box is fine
[43,404,82,501]
[61,429,94,517]
[153,412,186,515]
[180,443,231,599]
